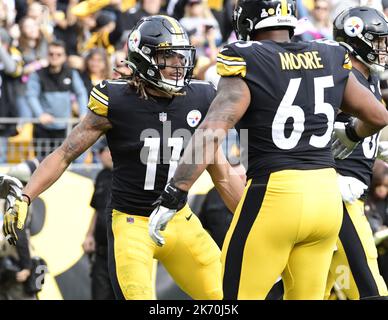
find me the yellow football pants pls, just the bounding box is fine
[221,168,343,300]
[325,200,388,299]
[107,205,222,300]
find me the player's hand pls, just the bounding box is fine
[337,174,368,204]
[0,174,23,210]
[82,235,96,253]
[331,121,362,160]
[3,199,29,246]
[148,179,188,246]
[148,205,177,247]
[378,141,388,162]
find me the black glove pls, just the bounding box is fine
[152,179,188,211]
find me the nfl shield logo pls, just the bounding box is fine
[159,112,167,122]
[127,217,134,224]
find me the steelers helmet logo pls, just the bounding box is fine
[187,110,202,127]
[344,17,364,37]
[128,29,141,51]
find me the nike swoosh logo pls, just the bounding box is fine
[185,214,193,221]
[100,82,106,88]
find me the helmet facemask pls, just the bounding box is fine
[361,33,388,74]
[151,46,196,93]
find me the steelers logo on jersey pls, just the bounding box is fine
[187,110,202,127]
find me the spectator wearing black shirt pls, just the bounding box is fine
[82,137,115,300]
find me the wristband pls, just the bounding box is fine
[22,193,31,206]
[345,122,363,142]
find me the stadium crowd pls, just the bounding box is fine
[1,0,388,299]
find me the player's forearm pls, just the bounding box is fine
[23,148,70,201]
[207,148,245,212]
[86,211,97,236]
[211,171,245,213]
[354,118,388,138]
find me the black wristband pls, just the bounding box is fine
[22,193,31,206]
[345,122,363,142]
[159,179,188,211]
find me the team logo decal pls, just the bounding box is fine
[63,77,72,85]
[159,112,167,122]
[344,17,364,37]
[261,9,269,18]
[187,110,202,127]
[128,29,141,51]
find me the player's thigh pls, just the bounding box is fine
[283,193,342,300]
[222,177,299,300]
[159,209,222,300]
[108,209,156,300]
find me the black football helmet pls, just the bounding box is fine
[333,6,388,73]
[126,15,196,93]
[233,0,297,41]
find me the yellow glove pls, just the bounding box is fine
[2,199,29,246]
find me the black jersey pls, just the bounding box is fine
[335,68,383,191]
[87,79,216,216]
[217,40,352,179]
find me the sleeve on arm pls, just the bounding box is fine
[216,44,247,78]
[87,80,109,117]
[26,72,44,117]
[72,70,89,116]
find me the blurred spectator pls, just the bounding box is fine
[121,0,164,32]
[166,0,189,20]
[0,0,16,28]
[215,0,235,43]
[293,0,333,41]
[79,8,125,55]
[310,0,333,39]
[26,40,88,158]
[81,48,111,95]
[179,0,221,58]
[365,159,388,284]
[82,137,115,300]
[111,49,130,79]
[0,29,23,163]
[16,16,49,119]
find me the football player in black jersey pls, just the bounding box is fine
[3,16,245,299]
[149,0,388,299]
[325,7,388,300]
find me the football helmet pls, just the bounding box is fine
[333,6,388,74]
[233,0,297,41]
[126,15,196,93]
